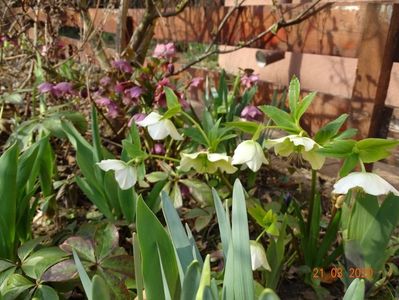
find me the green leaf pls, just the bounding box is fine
[259,106,299,133]
[2,274,34,300]
[17,237,46,262]
[60,236,96,263]
[94,223,119,261]
[0,93,23,104]
[0,143,19,260]
[180,179,212,205]
[228,180,254,299]
[162,192,198,277]
[195,255,211,300]
[258,288,280,300]
[146,172,169,183]
[343,279,365,300]
[133,233,144,300]
[314,114,349,145]
[181,261,201,300]
[212,189,231,260]
[340,153,359,177]
[34,285,59,300]
[163,106,182,120]
[317,140,356,158]
[136,198,180,300]
[73,250,92,300]
[288,76,300,116]
[335,128,358,140]
[92,275,111,300]
[164,87,181,111]
[21,247,68,280]
[295,92,316,122]
[225,121,259,134]
[356,138,399,163]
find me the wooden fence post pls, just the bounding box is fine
[349,3,399,140]
[116,0,130,56]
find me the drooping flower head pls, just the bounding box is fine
[232,140,268,172]
[179,152,237,174]
[97,159,137,190]
[136,112,182,140]
[241,73,259,88]
[333,172,399,196]
[112,59,133,73]
[153,42,176,60]
[52,82,75,97]
[240,105,264,122]
[38,82,54,93]
[265,135,325,170]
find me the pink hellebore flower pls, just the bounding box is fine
[153,42,176,60]
[114,82,125,94]
[241,73,259,88]
[152,143,166,155]
[189,77,204,90]
[128,113,147,127]
[125,86,143,99]
[100,76,112,87]
[52,82,75,97]
[107,102,119,119]
[112,60,133,73]
[241,105,264,122]
[38,82,54,93]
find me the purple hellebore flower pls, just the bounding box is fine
[95,97,112,106]
[125,86,143,99]
[114,83,125,94]
[152,143,166,155]
[240,105,264,122]
[241,73,259,88]
[112,59,133,73]
[106,102,119,119]
[153,42,176,60]
[189,77,204,89]
[38,82,54,93]
[52,82,74,97]
[100,76,112,87]
[180,183,190,199]
[128,113,147,127]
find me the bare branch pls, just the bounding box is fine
[171,0,326,76]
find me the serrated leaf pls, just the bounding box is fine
[314,114,349,145]
[288,76,300,116]
[295,92,316,122]
[259,106,299,133]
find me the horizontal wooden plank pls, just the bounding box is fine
[17,3,396,59]
[225,0,399,5]
[218,46,399,108]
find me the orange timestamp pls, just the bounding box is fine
[313,267,374,281]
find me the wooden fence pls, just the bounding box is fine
[14,1,399,143]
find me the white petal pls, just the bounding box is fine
[250,241,270,271]
[148,123,169,140]
[115,166,137,190]
[264,136,290,149]
[96,159,127,171]
[164,119,183,140]
[301,149,325,170]
[136,112,162,127]
[333,172,399,196]
[289,136,317,151]
[207,153,230,162]
[232,140,256,165]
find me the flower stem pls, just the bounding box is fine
[256,227,268,242]
[218,171,233,192]
[359,158,366,172]
[180,111,211,147]
[149,154,180,163]
[307,169,317,232]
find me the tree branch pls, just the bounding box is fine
[170,0,326,76]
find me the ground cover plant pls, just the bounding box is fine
[1,1,399,299]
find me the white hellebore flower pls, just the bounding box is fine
[250,241,271,271]
[136,112,183,140]
[265,135,325,170]
[232,140,268,172]
[179,152,237,174]
[333,172,399,196]
[97,159,137,190]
